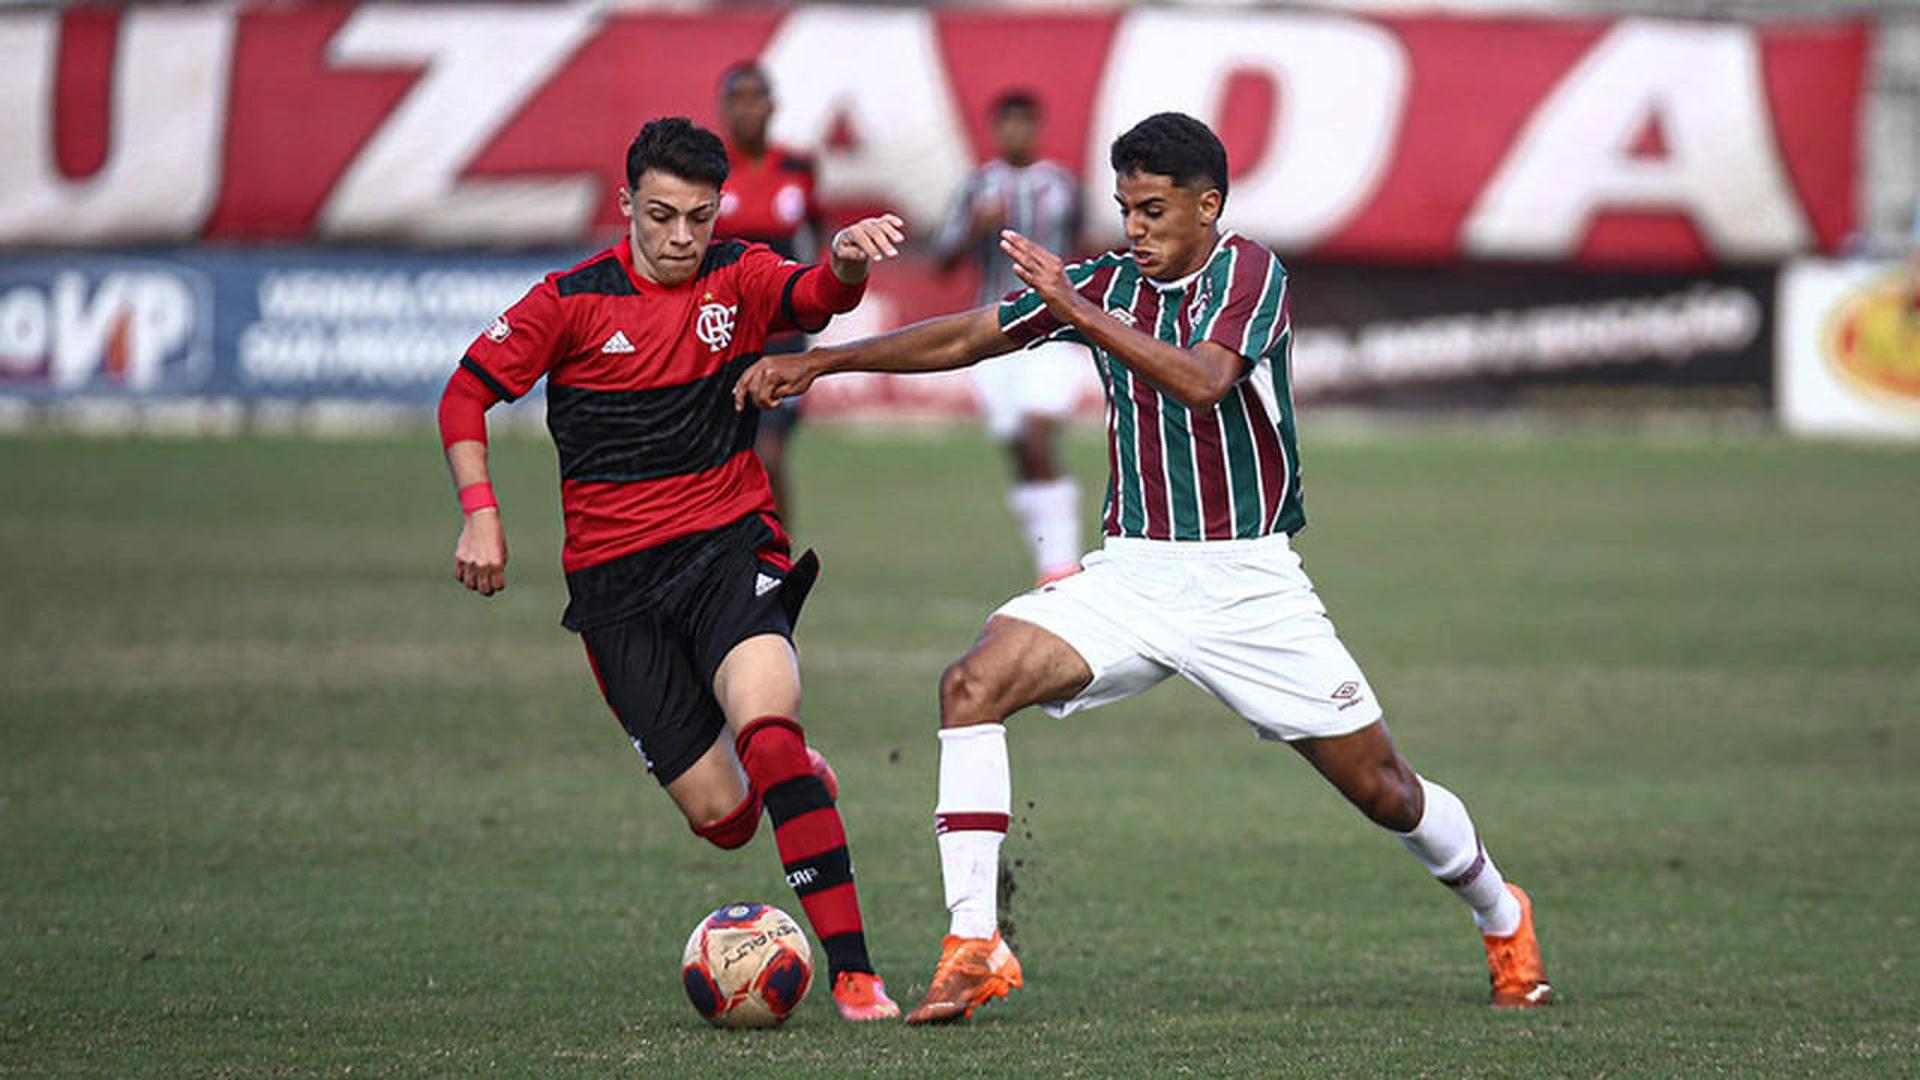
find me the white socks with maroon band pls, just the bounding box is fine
[1009,478,1081,581]
[933,723,1011,941]
[1394,775,1523,938]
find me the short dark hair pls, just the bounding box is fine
[719,60,769,99]
[625,117,729,191]
[1109,112,1229,206]
[990,88,1041,121]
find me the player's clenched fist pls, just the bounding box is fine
[454,509,508,596]
[735,351,826,411]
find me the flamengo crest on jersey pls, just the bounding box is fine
[457,238,814,575]
[997,231,1303,542]
[697,302,737,351]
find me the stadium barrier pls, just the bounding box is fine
[0,249,1781,421]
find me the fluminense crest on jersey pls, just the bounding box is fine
[997,232,1302,542]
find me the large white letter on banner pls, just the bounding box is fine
[318,4,600,245]
[1464,20,1810,261]
[1087,11,1407,249]
[0,9,233,244]
[757,8,971,227]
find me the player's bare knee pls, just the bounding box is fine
[689,792,761,850]
[1355,766,1421,832]
[938,658,1001,728]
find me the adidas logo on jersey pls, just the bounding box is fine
[601,330,635,354]
[754,572,781,597]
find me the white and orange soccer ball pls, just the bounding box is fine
[681,902,813,1028]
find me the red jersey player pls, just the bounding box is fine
[714,61,820,520]
[436,117,906,1021]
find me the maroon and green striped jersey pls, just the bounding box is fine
[997,231,1302,540]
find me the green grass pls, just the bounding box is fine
[2,425,1916,1076]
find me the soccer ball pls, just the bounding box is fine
[681,902,813,1028]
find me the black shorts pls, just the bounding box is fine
[574,515,818,786]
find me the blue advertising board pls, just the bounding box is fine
[0,248,591,405]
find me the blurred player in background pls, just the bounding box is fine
[739,112,1552,1023]
[438,117,905,1021]
[933,90,1087,585]
[715,61,822,522]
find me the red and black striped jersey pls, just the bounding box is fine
[459,238,850,574]
[717,144,818,259]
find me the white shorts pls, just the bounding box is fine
[992,533,1384,741]
[971,340,1090,440]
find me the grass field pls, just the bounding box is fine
[2,424,1917,1076]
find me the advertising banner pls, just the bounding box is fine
[0,6,1866,269]
[0,249,578,405]
[1288,263,1775,408]
[1777,259,1920,439]
[0,249,1780,417]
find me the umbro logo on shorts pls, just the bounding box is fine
[601,330,636,354]
[754,572,781,597]
[1332,681,1365,710]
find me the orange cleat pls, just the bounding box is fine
[832,970,900,1021]
[904,932,1023,1025]
[806,746,839,802]
[1483,884,1553,1008]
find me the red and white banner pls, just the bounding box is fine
[0,5,1866,268]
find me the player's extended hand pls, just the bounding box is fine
[1001,229,1081,321]
[734,351,824,411]
[454,509,508,597]
[830,214,907,273]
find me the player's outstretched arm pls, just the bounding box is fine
[438,369,508,597]
[1000,229,1243,408]
[734,305,1012,410]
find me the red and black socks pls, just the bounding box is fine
[735,716,873,978]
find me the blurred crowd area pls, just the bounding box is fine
[0,0,1915,435]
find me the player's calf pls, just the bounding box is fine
[734,716,883,993]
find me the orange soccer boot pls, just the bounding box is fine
[904,932,1023,1025]
[1483,883,1554,1008]
[832,971,900,1021]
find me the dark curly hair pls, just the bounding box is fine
[1109,112,1229,206]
